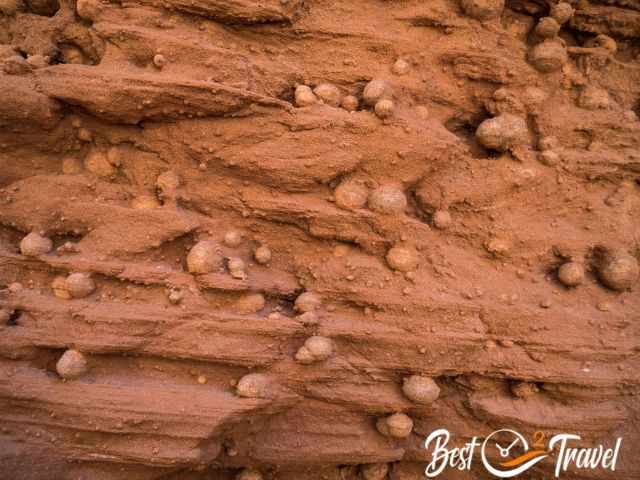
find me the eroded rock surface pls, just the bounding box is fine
[1,0,640,478]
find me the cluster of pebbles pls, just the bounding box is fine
[334,179,408,218]
[528,3,574,73]
[186,233,273,312]
[294,78,396,119]
[20,232,97,301]
[232,291,442,448]
[17,226,637,336]
[557,248,639,291]
[52,273,96,299]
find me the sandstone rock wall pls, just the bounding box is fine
[1,0,639,479]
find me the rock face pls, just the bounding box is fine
[1,0,640,479]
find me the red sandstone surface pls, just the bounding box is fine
[1,0,640,478]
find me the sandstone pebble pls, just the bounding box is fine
[295,85,317,107]
[56,349,88,379]
[402,375,440,404]
[314,83,341,107]
[236,373,269,398]
[187,240,222,274]
[476,114,527,151]
[363,80,390,106]
[295,292,322,313]
[386,245,419,272]
[254,245,272,264]
[20,232,52,256]
[596,249,639,291]
[65,273,96,299]
[558,262,584,287]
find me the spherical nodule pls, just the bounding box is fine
[535,17,561,39]
[56,349,88,379]
[382,413,413,438]
[392,58,410,76]
[304,336,333,361]
[224,230,243,247]
[235,293,265,314]
[374,99,394,119]
[254,245,272,264]
[529,39,568,73]
[460,0,505,20]
[341,95,359,112]
[314,83,341,107]
[153,54,167,68]
[52,276,71,299]
[335,180,368,209]
[131,195,160,210]
[76,0,101,21]
[550,2,574,24]
[402,375,440,404]
[236,469,263,480]
[386,245,419,272]
[294,291,322,313]
[368,185,407,214]
[597,250,639,291]
[558,262,584,287]
[236,373,269,398]
[20,232,52,256]
[433,210,452,229]
[476,114,528,152]
[295,85,318,107]
[361,463,389,480]
[65,273,96,298]
[363,79,390,106]
[187,240,222,274]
